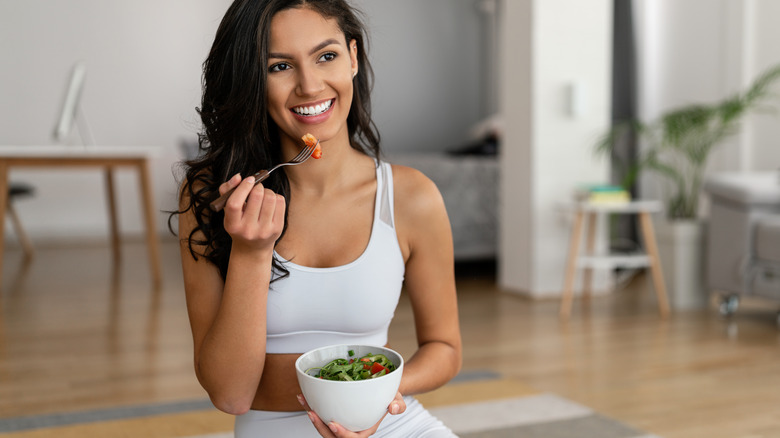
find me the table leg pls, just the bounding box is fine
[639,211,671,317]
[104,167,121,264]
[582,211,597,299]
[560,210,585,319]
[137,159,162,288]
[0,163,8,285]
[7,203,33,260]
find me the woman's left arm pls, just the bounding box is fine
[393,164,463,395]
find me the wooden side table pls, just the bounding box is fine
[0,145,162,288]
[559,200,670,319]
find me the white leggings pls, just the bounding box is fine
[234,396,457,437]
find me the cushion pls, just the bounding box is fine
[705,172,780,206]
[755,215,780,262]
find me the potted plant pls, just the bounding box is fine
[595,64,780,310]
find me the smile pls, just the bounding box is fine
[291,99,334,117]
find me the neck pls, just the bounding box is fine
[285,145,374,196]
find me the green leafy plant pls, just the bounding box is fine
[596,64,780,220]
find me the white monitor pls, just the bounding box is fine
[52,61,87,143]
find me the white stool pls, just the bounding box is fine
[559,200,671,319]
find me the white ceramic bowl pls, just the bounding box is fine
[295,344,404,432]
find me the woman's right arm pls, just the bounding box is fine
[179,174,286,415]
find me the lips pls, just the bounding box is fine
[291,99,334,117]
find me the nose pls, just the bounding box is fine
[295,65,325,97]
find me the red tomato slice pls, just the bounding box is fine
[370,362,388,375]
[301,133,322,159]
[301,133,318,147]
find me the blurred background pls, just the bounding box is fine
[1,0,780,295]
[3,1,780,436]
[0,0,489,242]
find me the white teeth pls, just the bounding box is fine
[294,100,332,116]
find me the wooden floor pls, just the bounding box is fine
[1,239,780,438]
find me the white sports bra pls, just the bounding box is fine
[265,161,405,354]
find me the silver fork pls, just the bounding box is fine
[209,141,318,212]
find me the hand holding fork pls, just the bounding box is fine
[210,138,318,212]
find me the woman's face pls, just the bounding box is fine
[266,7,358,151]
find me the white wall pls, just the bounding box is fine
[0,0,485,244]
[496,0,780,298]
[750,0,780,169]
[498,0,613,297]
[634,0,780,196]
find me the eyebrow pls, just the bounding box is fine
[268,38,343,59]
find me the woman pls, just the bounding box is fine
[173,0,462,436]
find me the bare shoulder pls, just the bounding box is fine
[178,169,209,206]
[390,163,451,258]
[390,163,445,214]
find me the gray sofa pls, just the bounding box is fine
[704,171,780,325]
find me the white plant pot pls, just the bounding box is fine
[656,219,708,310]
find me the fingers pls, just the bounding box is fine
[299,395,337,437]
[246,186,285,234]
[256,187,280,225]
[297,394,311,411]
[326,419,383,437]
[242,181,267,221]
[388,392,406,415]
[219,173,242,196]
[222,175,283,223]
[308,410,339,437]
[298,393,389,437]
[221,175,285,246]
[222,176,256,230]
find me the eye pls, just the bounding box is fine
[269,62,291,73]
[318,52,337,63]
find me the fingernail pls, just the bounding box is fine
[245,176,255,184]
[307,411,316,422]
[328,422,339,433]
[296,394,304,406]
[390,403,400,414]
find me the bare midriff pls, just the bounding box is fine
[250,353,304,412]
[249,343,394,412]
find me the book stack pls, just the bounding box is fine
[575,184,631,204]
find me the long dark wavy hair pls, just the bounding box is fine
[169,0,380,281]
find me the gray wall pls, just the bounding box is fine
[360,0,487,154]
